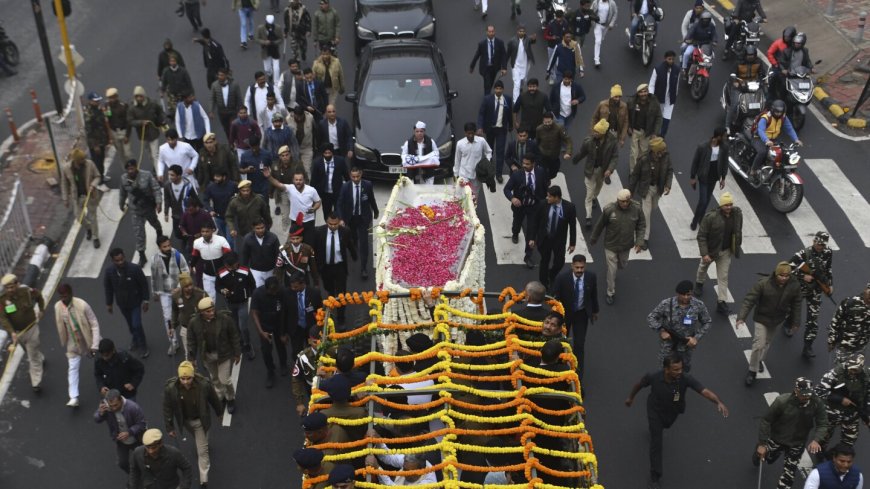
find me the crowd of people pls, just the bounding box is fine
[0,0,866,488]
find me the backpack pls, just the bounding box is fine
[750,110,771,137]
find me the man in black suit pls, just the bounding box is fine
[297,68,328,120]
[316,104,353,160]
[552,254,598,381]
[469,25,507,95]
[529,186,577,288]
[516,281,551,322]
[504,127,538,174]
[503,153,549,268]
[286,272,323,366]
[477,80,513,183]
[335,167,380,280]
[309,143,349,220]
[314,214,358,320]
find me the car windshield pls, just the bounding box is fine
[362,75,443,109]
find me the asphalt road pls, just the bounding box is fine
[1,1,870,488]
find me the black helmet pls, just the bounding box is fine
[771,100,786,116]
[782,26,797,42]
[793,32,807,47]
[745,45,757,58]
[700,11,713,22]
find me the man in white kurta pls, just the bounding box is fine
[54,283,101,407]
[453,122,493,199]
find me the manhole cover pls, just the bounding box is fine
[28,153,57,174]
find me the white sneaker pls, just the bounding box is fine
[66,398,79,407]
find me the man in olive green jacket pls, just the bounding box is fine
[754,377,829,489]
[590,189,645,305]
[628,136,673,250]
[312,0,340,48]
[572,118,618,228]
[187,297,240,412]
[737,261,802,385]
[694,192,743,315]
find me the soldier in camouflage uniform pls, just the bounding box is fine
[787,231,833,359]
[84,91,111,181]
[815,353,870,449]
[291,325,320,416]
[827,283,870,364]
[647,280,713,372]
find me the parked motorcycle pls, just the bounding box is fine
[720,75,766,134]
[537,0,569,29]
[626,12,660,66]
[686,43,714,101]
[783,63,818,132]
[0,22,19,68]
[728,136,804,213]
[723,16,764,60]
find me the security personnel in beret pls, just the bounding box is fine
[647,280,712,372]
[0,273,46,392]
[827,283,870,365]
[293,447,334,489]
[187,297,241,414]
[787,230,834,359]
[327,464,356,489]
[302,411,339,457]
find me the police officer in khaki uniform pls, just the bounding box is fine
[0,273,46,391]
[170,272,209,359]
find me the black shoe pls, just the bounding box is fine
[496,174,503,184]
[745,371,756,386]
[605,294,614,305]
[693,282,703,298]
[246,348,256,361]
[361,269,369,280]
[226,399,236,414]
[595,62,601,69]
[759,362,765,373]
[585,218,592,229]
[511,10,516,19]
[690,221,698,231]
[784,326,795,337]
[275,206,281,216]
[137,251,147,267]
[140,348,150,359]
[802,342,816,359]
[511,234,519,244]
[482,12,487,19]
[32,384,42,393]
[93,239,101,249]
[241,42,247,49]
[592,199,599,209]
[516,6,521,14]
[266,374,275,389]
[85,229,92,241]
[524,256,534,269]
[641,239,649,251]
[647,477,661,489]
[604,175,612,185]
[280,366,289,377]
[716,301,731,315]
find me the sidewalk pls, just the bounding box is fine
[0,120,72,277]
[713,0,870,133]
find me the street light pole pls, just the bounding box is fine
[31,0,63,113]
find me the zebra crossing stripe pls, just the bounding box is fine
[744,350,771,379]
[482,180,529,265]
[67,190,125,279]
[656,177,702,259]
[595,171,651,261]
[551,173,592,264]
[804,159,870,248]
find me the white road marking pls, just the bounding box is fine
[804,158,870,247]
[222,360,242,427]
[744,350,771,379]
[785,201,840,251]
[595,171,651,261]
[763,391,780,406]
[730,314,752,338]
[713,181,776,254]
[67,191,124,278]
[656,177,701,258]
[551,173,592,263]
[482,180,528,265]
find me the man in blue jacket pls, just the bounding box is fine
[95,388,147,476]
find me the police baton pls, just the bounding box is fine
[756,459,763,489]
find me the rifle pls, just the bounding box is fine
[797,261,836,304]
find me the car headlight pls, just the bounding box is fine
[355,143,377,160]
[418,22,435,38]
[438,139,453,159]
[356,25,376,40]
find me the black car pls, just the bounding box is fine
[345,39,457,180]
[354,0,436,54]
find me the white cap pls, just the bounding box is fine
[415,121,426,130]
[266,14,275,24]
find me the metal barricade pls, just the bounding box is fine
[0,175,33,274]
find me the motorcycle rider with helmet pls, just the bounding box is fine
[748,99,802,180]
[724,46,764,131]
[773,31,813,103]
[681,12,718,75]
[767,26,796,67]
[724,0,767,58]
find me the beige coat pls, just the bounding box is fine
[312,55,345,95]
[60,158,102,206]
[54,297,101,357]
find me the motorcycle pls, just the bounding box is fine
[727,136,804,213]
[537,0,569,29]
[720,75,766,134]
[723,16,763,60]
[0,22,19,68]
[685,43,714,101]
[783,63,819,132]
[626,12,660,67]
